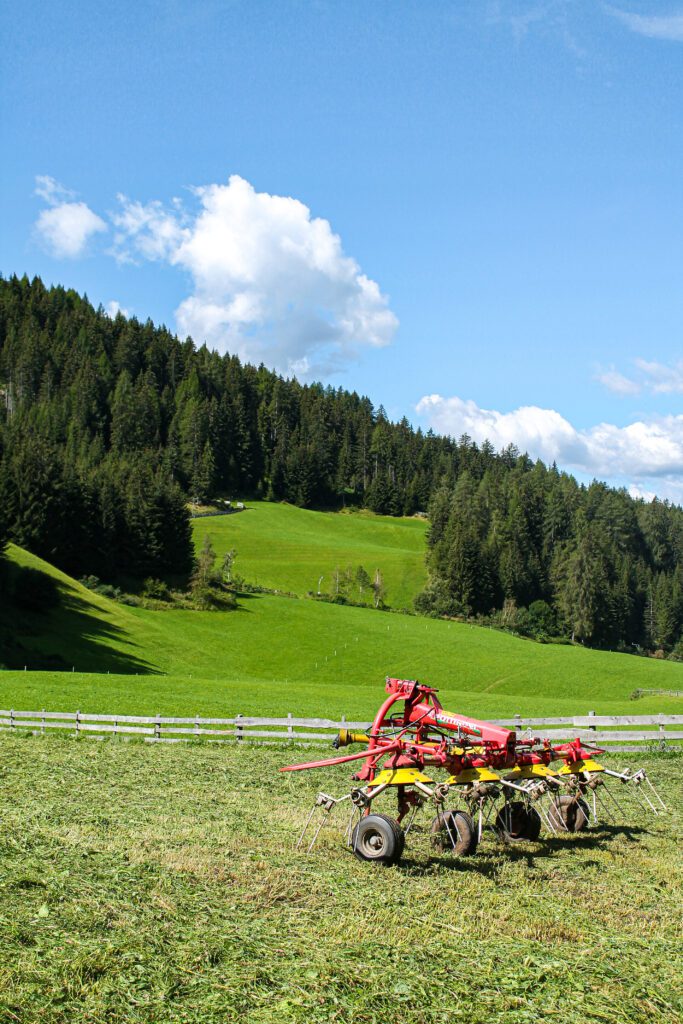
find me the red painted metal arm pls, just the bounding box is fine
[279,740,401,773]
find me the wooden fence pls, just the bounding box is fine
[1,709,682,751]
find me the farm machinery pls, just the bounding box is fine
[281,678,667,864]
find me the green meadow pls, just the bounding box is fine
[191,502,428,608]
[2,537,683,719]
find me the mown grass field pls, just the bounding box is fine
[1,735,681,1024]
[191,502,428,608]
[3,544,683,719]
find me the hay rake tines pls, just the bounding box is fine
[281,678,668,865]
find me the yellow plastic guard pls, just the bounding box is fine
[558,759,605,775]
[446,767,500,785]
[367,768,434,787]
[505,765,558,781]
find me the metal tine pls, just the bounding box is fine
[644,775,668,812]
[601,782,629,821]
[403,800,421,835]
[548,792,570,832]
[441,806,463,849]
[306,811,329,853]
[346,806,359,846]
[542,803,560,835]
[594,788,614,824]
[625,781,658,816]
[296,803,318,850]
[536,795,560,834]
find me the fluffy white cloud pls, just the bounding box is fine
[607,8,683,42]
[111,196,187,263]
[416,393,683,499]
[34,176,106,258]
[110,175,398,375]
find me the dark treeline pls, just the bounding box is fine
[419,466,683,653]
[1,274,682,653]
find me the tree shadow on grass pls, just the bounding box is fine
[1,579,159,675]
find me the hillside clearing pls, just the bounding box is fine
[191,501,428,608]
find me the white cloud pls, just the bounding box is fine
[634,358,683,394]
[110,175,398,375]
[34,175,76,204]
[111,195,187,263]
[104,300,129,319]
[607,7,683,42]
[596,358,683,396]
[596,367,641,396]
[34,175,107,258]
[416,393,683,500]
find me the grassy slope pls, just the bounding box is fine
[191,502,428,608]
[2,544,683,718]
[1,736,681,1024]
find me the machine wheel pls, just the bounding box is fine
[522,806,542,841]
[548,795,589,833]
[495,801,541,842]
[351,813,404,865]
[431,809,478,856]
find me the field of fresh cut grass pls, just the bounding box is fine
[1,734,681,1024]
[191,501,428,608]
[2,544,683,719]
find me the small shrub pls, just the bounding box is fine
[141,578,171,601]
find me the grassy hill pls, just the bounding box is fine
[1,543,683,719]
[191,502,428,608]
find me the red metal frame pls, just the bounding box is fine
[281,678,604,783]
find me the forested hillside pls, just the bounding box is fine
[1,274,683,654]
[418,457,683,652]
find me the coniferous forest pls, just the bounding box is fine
[2,274,683,654]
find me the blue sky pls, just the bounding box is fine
[2,1,683,500]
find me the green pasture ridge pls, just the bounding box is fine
[2,543,683,718]
[190,500,428,609]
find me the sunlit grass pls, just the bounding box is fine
[1,735,681,1023]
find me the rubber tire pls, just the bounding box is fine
[431,810,478,856]
[548,795,589,833]
[495,801,541,842]
[523,806,542,841]
[351,813,404,865]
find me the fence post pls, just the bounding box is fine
[588,710,596,741]
[514,713,522,736]
[41,709,45,735]
[236,714,244,742]
[75,710,80,737]
[194,715,200,739]
[10,709,14,731]
[658,715,666,751]
[114,716,118,736]
[287,712,293,742]
[155,713,161,741]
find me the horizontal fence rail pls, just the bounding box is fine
[0,709,682,751]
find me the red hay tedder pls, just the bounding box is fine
[281,678,667,864]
